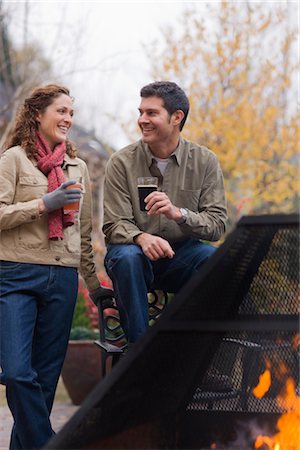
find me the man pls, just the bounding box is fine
[103,81,227,345]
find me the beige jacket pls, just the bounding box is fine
[0,145,100,291]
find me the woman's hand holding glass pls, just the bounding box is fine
[42,180,82,212]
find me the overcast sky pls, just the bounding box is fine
[3,0,295,149]
[4,0,202,148]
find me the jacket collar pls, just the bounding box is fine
[142,136,184,167]
[62,153,79,168]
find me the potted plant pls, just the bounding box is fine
[61,281,103,405]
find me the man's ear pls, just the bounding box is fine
[172,110,184,127]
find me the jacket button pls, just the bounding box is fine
[55,256,61,261]
[31,215,36,220]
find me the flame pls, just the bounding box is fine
[254,377,300,450]
[292,333,300,351]
[252,362,272,399]
[255,436,274,449]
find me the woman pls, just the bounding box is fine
[0,84,106,449]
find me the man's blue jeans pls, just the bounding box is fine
[0,262,78,450]
[105,238,215,344]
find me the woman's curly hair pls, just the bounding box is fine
[4,84,77,158]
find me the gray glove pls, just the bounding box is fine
[43,180,82,212]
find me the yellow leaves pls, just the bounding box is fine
[145,2,298,223]
[263,107,280,122]
[216,42,223,59]
[257,18,271,33]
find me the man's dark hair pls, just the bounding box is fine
[140,81,189,131]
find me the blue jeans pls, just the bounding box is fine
[105,239,215,344]
[0,262,78,450]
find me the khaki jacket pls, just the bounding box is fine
[103,137,227,245]
[0,146,100,291]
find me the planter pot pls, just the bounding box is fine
[61,340,102,405]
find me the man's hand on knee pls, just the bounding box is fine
[134,233,174,261]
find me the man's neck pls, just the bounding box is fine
[148,136,180,159]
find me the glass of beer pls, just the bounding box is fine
[137,177,158,211]
[63,177,82,214]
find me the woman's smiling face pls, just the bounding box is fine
[36,94,74,150]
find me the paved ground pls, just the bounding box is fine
[0,402,78,450]
[0,382,78,450]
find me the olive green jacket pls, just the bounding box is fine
[103,137,227,245]
[0,145,100,291]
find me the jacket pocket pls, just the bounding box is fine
[65,220,81,253]
[179,189,201,211]
[17,175,48,202]
[18,217,49,249]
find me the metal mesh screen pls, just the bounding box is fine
[44,214,299,450]
[185,223,299,414]
[241,228,299,315]
[187,331,299,414]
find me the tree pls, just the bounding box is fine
[146,1,299,227]
[0,0,53,147]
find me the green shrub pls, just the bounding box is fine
[72,291,92,330]
[69,326,98,340]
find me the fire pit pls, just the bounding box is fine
[44,214,299,450]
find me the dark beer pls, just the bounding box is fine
[138,184,157,211]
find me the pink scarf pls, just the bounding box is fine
[35,132,74,240]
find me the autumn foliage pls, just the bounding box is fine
[146,1,299,228]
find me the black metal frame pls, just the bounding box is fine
[44,213,299,450]
[95,290,170,377]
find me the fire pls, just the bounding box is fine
[254,373,300,450]
[252,362,272,399]
[292,333,300,351]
